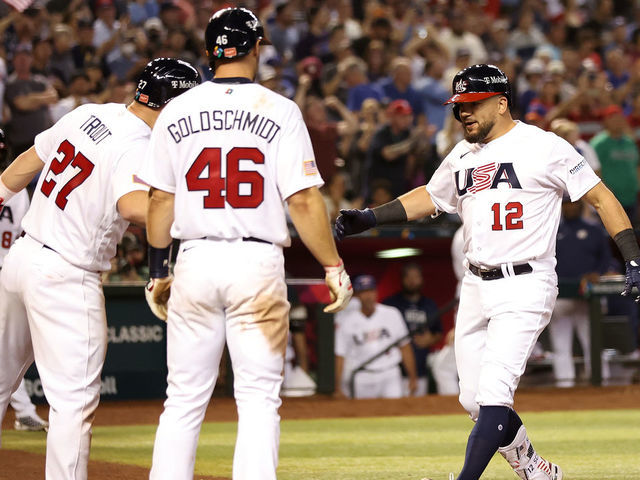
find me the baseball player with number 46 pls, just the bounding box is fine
[336,64,640,480]
[142,7,352,480]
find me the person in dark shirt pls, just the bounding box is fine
[366,99,420,199]
[384,263,442,395]
[550,197,613,387]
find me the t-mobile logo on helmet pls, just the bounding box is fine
[483,76,508,84]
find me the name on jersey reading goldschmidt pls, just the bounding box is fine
[167,110,281,144]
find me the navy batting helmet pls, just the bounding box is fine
[205,7,270,68]
[444,64,512,121]
[134,58,201,109]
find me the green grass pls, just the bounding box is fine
[3,409,640,479]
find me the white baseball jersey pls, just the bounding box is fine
[0,190,29,267]
[23,103,150,271]
[140,80,323,246]
[427,121,601,269]
[335,303,409,373]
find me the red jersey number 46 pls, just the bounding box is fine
[186,147,265,209]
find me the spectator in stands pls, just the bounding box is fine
[128,0,160,26]
[71,18,97,70]
[343,57,383,113]
[334,275,418,399]
[439,10,487,65]
[379,57,424,124]
[550,118,601,173]
[384,263,442,396]
[590,104,640,224]
[50,24,76,86]
[49,70,92,122]
[518,58,545,116]
[4,43,57,156]
[413,58,450,133]
[93,0,126,66]
[297,74,358,181]
[267,2,301,66]
[321,25,355,100]
[31,36,53,79]
[367,99,426,198]
[509,8,546,61]
[368,178,394,208]
[322,171,356,223]
[550,197,613,387]
[362,39,388,82]
[294,5,331,62]
[526,75,562,129]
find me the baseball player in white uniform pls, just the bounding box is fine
[0,58,200,480]
[336,64,640,480]
[334,274,416,398]
[142,8,352,480]
[0,128,49,432]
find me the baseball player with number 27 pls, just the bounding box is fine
[0,58,200,480]
[142,8,352,480]
[337,64,640,480]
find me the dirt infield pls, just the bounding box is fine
[2,384,639,479]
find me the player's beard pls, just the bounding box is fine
[464,118,495,143]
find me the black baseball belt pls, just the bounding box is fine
[469,262,533,281]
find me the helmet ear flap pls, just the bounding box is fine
[453,104,461,122]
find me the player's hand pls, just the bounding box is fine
[622,260,640,302]
[334,208,376,241]
[408,376,418,396]
[323,260,353,313]
[145,275,173,321]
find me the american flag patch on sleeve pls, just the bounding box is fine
[303,159,318,176]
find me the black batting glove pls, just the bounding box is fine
[622,259,640,302]
[335,208,376,241]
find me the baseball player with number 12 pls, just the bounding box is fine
[0,58,200,480]
[336,64,640,480]
[142,7,352,480]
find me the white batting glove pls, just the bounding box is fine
[145,275,173,321]
[323,260,353,313]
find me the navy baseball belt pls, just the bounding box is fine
[197,236,272,245]
[469,262,532,281]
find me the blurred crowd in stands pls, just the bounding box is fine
[1,0,640,284]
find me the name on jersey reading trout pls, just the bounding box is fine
[79,115,113,145]
[168,110,282,144]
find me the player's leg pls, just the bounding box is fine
[0,267,34,446]
[23,245,106,480]
[548,298,576,387]
[224,242,289,480]
[470,273,560,480]
[149,245,227,480]
[456,273,559,480]
[572,300,591,379]
[380,366,403,398]
[10,378,47,430]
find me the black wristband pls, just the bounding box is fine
[372,198,408,225]
[148,244,172,278]
[613,228,640,262]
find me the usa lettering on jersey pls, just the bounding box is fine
[455,162,522,195]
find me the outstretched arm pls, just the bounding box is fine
[0,146,44,206]
[583,181,640,299]
[335,187,437,240]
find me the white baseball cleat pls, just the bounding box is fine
[14,414,49,432]
[532,460,563,480]
[420,473,455,480]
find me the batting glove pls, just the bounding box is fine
[334,208,376,241]
[323,260,353,313]
[622,259,640,302]
[145,275,173,321]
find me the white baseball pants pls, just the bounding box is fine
[150,238,289,480]
[549,297,590,387]
[345,366,403,399]
[455,268,557,421]
[0,235,106,480]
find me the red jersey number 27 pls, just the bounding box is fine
[186,147,265,209]
[40,140,95,210]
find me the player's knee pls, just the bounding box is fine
[459,390,479,421]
